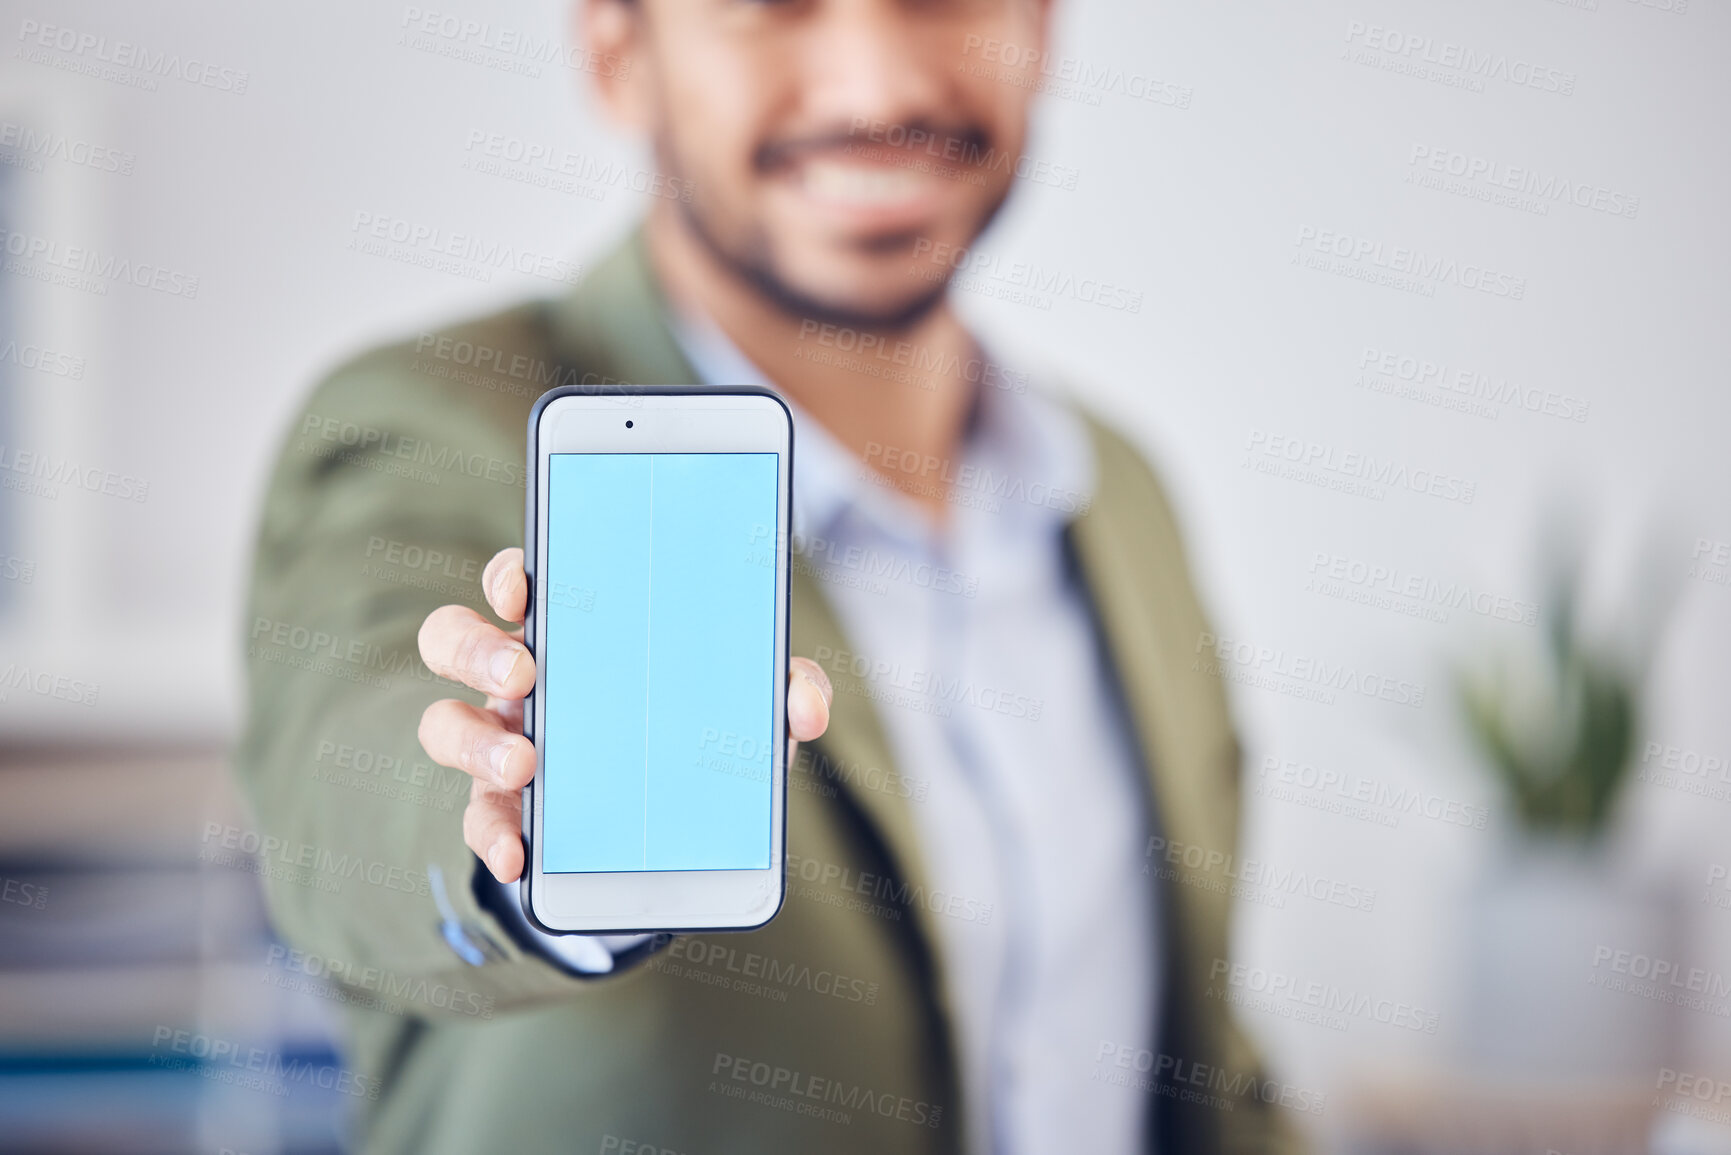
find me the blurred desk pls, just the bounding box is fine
[1339,1070,1655,1155]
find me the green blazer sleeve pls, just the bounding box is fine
[233,304,597,1021]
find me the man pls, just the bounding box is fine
[238,0,1298,1151]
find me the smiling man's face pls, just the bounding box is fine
[590,0,1052,329]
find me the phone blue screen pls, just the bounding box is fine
[541,452,779,873]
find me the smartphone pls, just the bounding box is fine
[520,385,792,934]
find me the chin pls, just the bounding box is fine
[682,199,958,330]
[779,260,941,322]
[761,266,948,333]
[788,243,948,303]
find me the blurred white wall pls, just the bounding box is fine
[1,0,1727,1149]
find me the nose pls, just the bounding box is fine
[798,0,954,138]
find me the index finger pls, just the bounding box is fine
[482,547,527,624]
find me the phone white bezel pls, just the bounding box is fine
[524,389,791,934]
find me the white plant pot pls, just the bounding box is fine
[1462,836,1677,1083]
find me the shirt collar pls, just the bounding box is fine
[668,308,1095,551]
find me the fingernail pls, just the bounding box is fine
[489,741,513,782]
[802,671,832,707]
[490,645,523,688]
[487,840,506,878]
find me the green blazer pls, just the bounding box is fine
[236,230,1300,1155]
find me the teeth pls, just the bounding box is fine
[801,159,932,207]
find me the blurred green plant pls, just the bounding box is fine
[1458,571,1639,841]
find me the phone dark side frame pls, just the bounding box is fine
[516,384,794,936]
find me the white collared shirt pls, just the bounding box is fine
[676,316,1161,1155]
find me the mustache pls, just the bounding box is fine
[753,118,994,173]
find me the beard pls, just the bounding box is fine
[656,121,1010,334]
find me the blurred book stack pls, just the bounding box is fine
[0,746,350,1154]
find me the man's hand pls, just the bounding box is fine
[417,547,832,883]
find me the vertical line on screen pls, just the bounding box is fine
[643,455,653,869]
